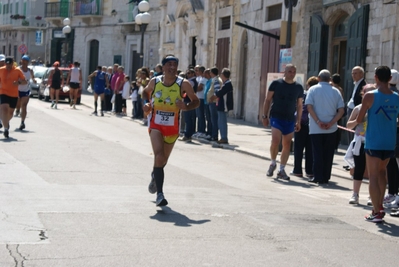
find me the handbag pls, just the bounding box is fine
[62,85,70,93]
[87,85,93,93]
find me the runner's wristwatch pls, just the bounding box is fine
[262,115,268,119]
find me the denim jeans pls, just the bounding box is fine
[209,103,218,139]
[204,104,212,136]
[196,99,205,133]
[184,109,196,138]
[217,111,228,141]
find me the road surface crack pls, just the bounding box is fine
[6,244,26,267]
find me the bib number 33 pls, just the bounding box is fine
[154,111,175,126]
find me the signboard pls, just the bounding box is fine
[54,30,66,38]
[266,73,306,93]
[323,0,350,6]
[279,48,292,73]
[18,44,28,54]
[35,30,43,46]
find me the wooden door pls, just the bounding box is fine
[307,15,329,78]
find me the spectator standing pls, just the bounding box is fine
[306,69,345,184]
[347,66,366,141]
[203,69,212,139]
[207,67,221,141]
[137,68,150,124]
[180,69,197,142]
[88,66,109,116]
[194,65,207,138]
[291,76,317,178]
[356,66,399,222]
[210,68,234,144]
[263,64,303,180]
[114,66,125,115]
[110,64,120,113]
[130,81,139,118]
[346,84,375,204]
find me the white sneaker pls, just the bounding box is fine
[367,197,373,206]
[384,195,399,209]
[383,194,396,204]
[349,193,359,204]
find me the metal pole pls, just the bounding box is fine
[140,24,147,68]
[286,1,293,48]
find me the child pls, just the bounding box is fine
[130,81,139,118]
[122,75,131,116]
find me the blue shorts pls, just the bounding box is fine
[270,118,295,135]
[365,149,395,160]
[19,90,30,98]
[94,88,105,95]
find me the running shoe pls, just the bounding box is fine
[4,129,9,138]
[51,102,55,108]
[364,212,383,223]
[390,210,399,217]
[14,110,20,117]
[349,193,359,204]
[92,111,98,116]
[19,122,25,131]
[101,111,104,117]
[289,172,303,177]
[148,172,157,194]
[277,169,290,180]
[266,164,276,177]
[383,194,396,204]
[367,197,373,206]
[70,101,73,107]
[156,193,168,206]
[179,136,191,142]
[73,104,76,109]
[54,104,57,109]
[384,195,399,209]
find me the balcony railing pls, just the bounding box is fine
[73,0,103,16]
[45,2,73,18]
[10,17,47,28]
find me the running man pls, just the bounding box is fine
[142,55,199,206]
[48,61,63,109]
[357,66,399,222]
[0,57,28,138]
[66,61,82,109]
[17,55,36,130]
[88,66,109,116]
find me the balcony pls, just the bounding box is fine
[73,0,103,17]
[0,15,13,29]
[10,17,47,30]
[45,2,73,18]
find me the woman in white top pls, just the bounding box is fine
[66,61,82,109]
[16,55,36,130]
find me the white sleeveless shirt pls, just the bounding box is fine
[70,67,80,83]
[18,68,31,92]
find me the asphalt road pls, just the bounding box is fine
[0,96,398,267]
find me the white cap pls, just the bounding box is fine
[391,69,399,85]
[0,54,5,62]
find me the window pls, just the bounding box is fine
[15,3,19,14]
[266,4,282,22]
[23,2,27,16]
[10,3,12,14]
[220,16,231,30]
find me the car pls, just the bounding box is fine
[28,65,48,97]
[38,67,82,104]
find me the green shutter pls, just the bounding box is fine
[15,3,19,15]
[23,2,26,16]
[307,15,329,78]
[129,3,134,22]
[10,3,12,14]
[343,4,370,103]
[60,0,69,17]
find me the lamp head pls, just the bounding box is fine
[138,1,150,12]
[63,17,70,26]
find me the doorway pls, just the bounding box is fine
[330,14,348,88]
[239,31,248,119]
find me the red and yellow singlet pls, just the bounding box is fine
[149,76,183,143]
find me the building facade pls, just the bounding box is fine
[0,0,47,62]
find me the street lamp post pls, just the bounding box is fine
[135,1,151,68]
[62,18,71,67]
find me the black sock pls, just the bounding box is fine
[153,167,164,194]
[94,101,98,111]
[101,100,104,111]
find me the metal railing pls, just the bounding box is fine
[73,0,103,16]
[44,2,73,18]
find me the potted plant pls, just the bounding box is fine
[20,15,26,19]
[35,16,42,20]
[13,14,20,19]
[22,20,29,26]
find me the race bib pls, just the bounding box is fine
[154,110,175,126]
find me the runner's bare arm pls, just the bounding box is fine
[262,90,274,127]
[295,97,303,132]
[79,69,82,84]
[177,79,199,111]
[30,69,37,83]
[66,70,71,84]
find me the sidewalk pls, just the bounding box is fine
[80,93,351,181]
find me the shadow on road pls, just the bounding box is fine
[150,206,211,227]
[377,221,399,237]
